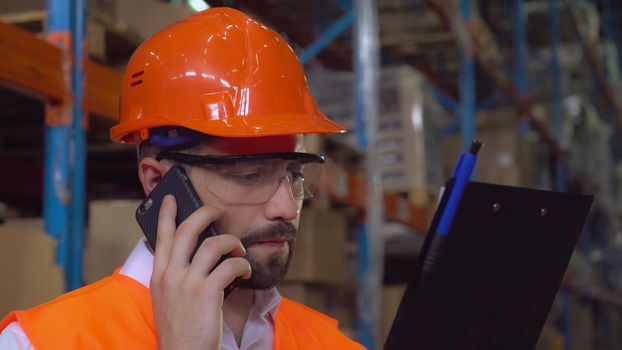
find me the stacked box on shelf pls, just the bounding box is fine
[604,39,622,95]
[91,0,195,39]
[85,199,144,283]
[567,293,594,350]
[526,44,591,105]
[305,69,357,147]
[0,218,65,316]
[280,199,356,335]
[381,284,407,345]
[534,323,565,350]
[376,66,425,194]
[278,283,357,337]
[306,65,445,197]
[284,200,348,284]
[441,107,538,188]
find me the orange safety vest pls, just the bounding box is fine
[1,271,365,350]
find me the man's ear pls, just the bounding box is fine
[138,157,168,196]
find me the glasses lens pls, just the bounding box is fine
[199,157,323,204]
[289,161,322,200]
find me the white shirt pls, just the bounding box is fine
[0,239,281,350]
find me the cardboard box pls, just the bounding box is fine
[534,323,565,350]
[278,283,329,314]
[306,66,445,194]
[84,199,143,283]
[441,108,537,188]
[90,0,194,39]
[381,284,407,345]
[278,282,356,331]
[567,294,593,350]
[285,201,347,284]
[0,218,64,316]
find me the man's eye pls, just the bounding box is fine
[289,170,304,181]
[232,172,265,184]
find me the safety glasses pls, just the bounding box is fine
[156,151,325,205]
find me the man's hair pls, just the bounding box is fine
[137,139,161,162]
[136,133,212,162]
[136,137,206,174]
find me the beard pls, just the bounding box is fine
[236,221,297,290]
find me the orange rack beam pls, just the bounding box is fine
[84,60,121,121]
[0,20,121,122]
[318,162,430,232]
[0,21,66,101]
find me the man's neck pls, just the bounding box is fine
[223,288,255,347]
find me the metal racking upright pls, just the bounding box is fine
[353,1,382,348]
[297,0,384,346]
[0,0,122,291]
[44,0,87,291]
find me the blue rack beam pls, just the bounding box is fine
[423,0,566,158]
[562,0,622,125]
[300,10,353,64]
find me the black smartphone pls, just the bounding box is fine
[135,165,237,296]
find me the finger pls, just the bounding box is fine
[153,195,177,275]
[187,234,245,279]
[168,205,224,270]
[205,257,252,292]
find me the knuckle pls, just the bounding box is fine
[201,205,222,219]
[207,235,233,252]
[224,257,249,272]
[219,234,240,247]
[176,220,188,233]
[180,277,201,295]
[195,241,218,261]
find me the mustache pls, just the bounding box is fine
[240,222,297,247]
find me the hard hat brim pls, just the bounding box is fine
[110,112,347,144]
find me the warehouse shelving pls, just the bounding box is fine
[0,7,431,286]
[4,1,622,348]
[426,1,622,348]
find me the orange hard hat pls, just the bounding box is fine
[110,7,346,144]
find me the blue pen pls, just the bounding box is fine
[420,140,482,284]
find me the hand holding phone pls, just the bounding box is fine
[137,166,251,349]
[135,166,242,296]
[149,195,251,350]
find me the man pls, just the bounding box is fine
[0,7,365,350]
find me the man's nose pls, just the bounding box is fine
[264,176,299,221]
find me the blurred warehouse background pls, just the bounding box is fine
[1,0,622,349]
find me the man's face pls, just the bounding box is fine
[185,135,304,289]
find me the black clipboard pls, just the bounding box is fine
[384,181,594,350]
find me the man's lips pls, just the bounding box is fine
[254,237,289,244]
